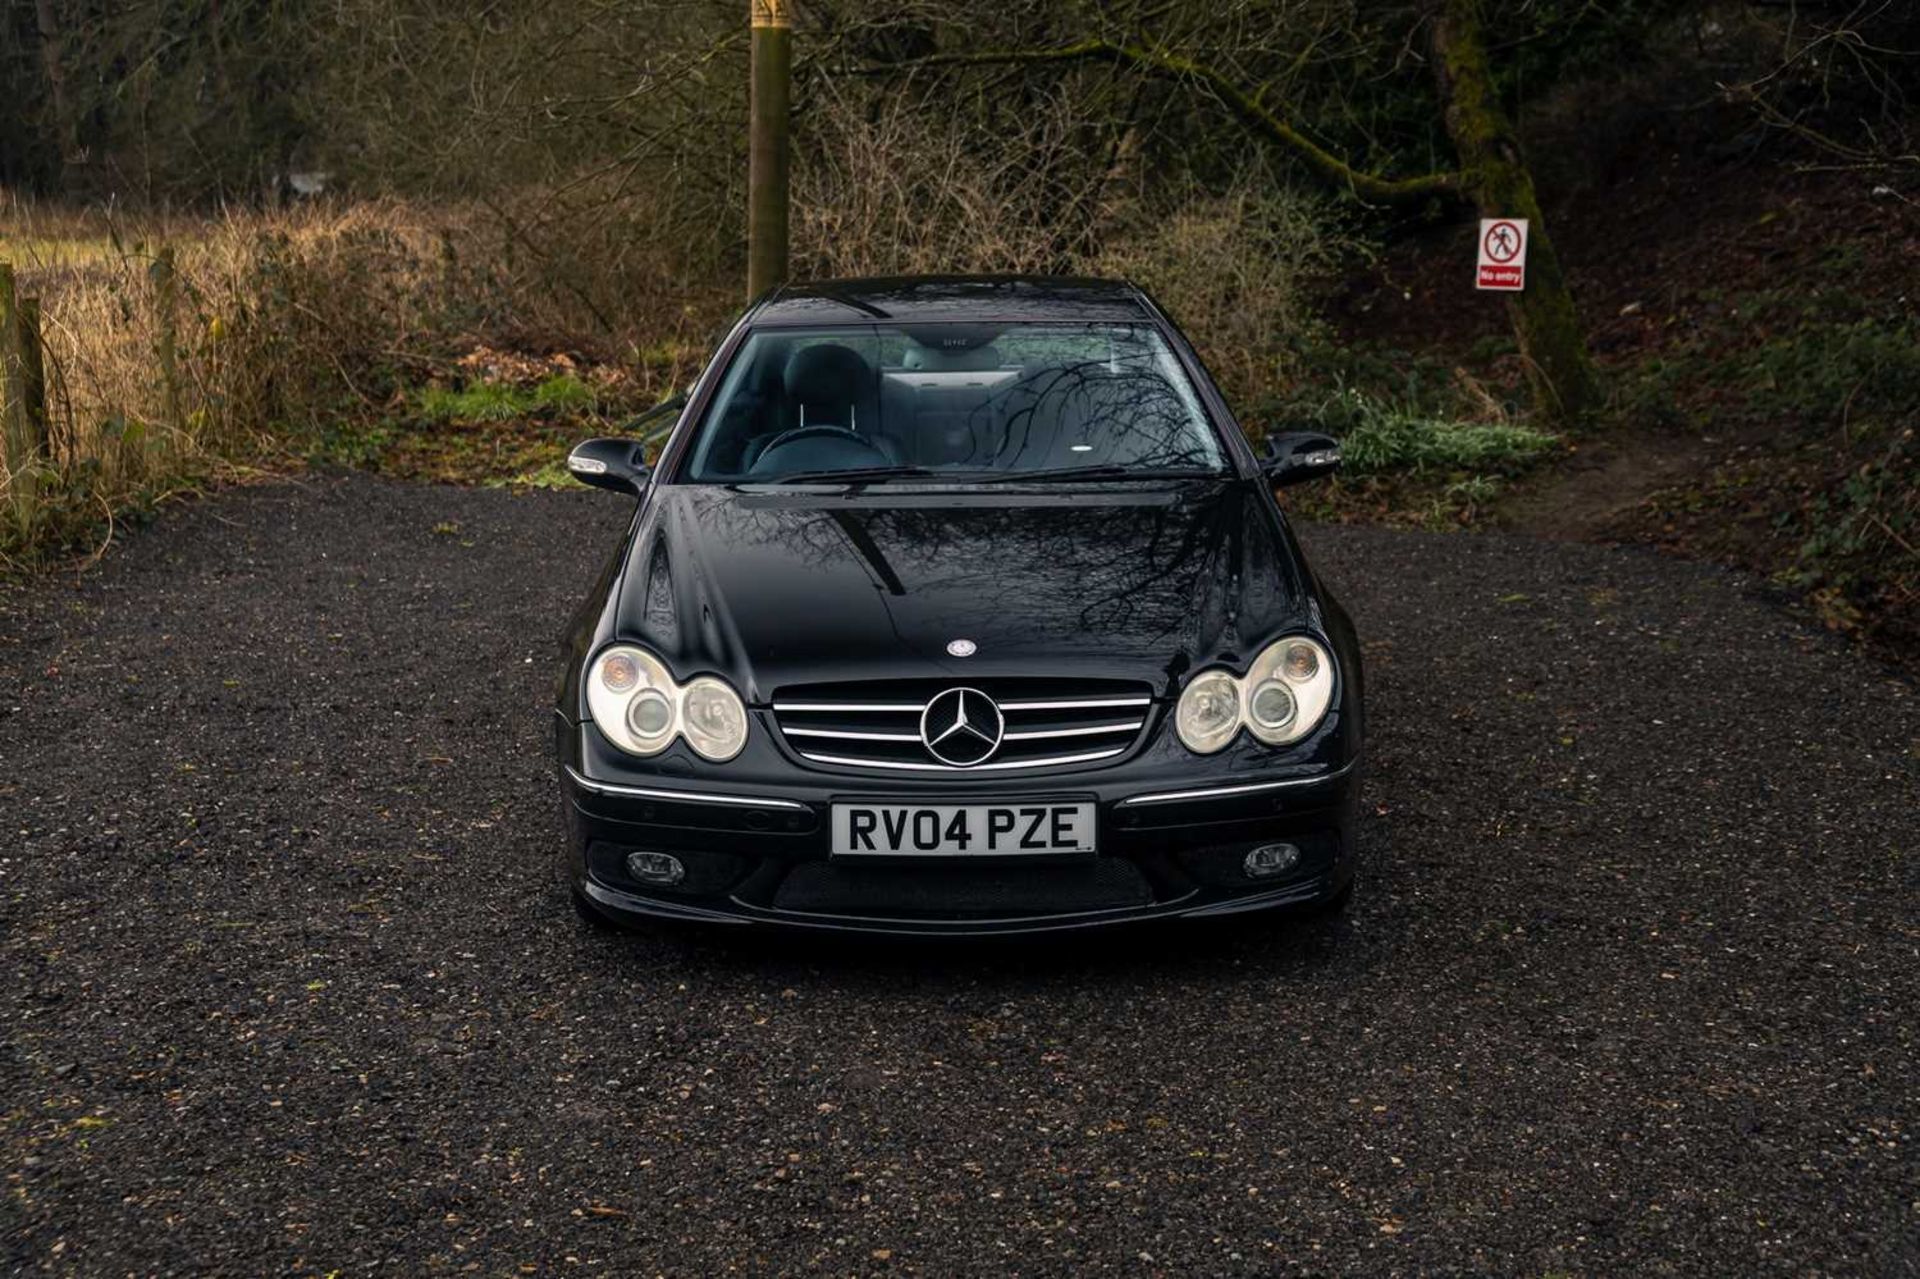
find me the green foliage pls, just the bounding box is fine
[490,460,578,491]
[1788,429,1916,589]
[414,374,598,424]
[1736,318,1920,625]
[416,383,526,424]
[1612,300,1920,436]
[310,420,393,468]
[1613,295,1918,643]
[1714,317,1920,426]
[299,370,625,488]
[1302,389,1560,475]
[1259,344,1473,427]
[534,373,598,412]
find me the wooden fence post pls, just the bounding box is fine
[20,297,49,458]
[0,261,40,529]
[153,245,183,437]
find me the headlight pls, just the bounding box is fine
[1242,637,1333,746]
[1175,636,1335,753]
[586,645,749,760]
[680,676,748,762]
[1175,669,1241,754]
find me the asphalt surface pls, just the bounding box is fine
[1,472,1914,1276]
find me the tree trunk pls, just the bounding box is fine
[32,0,77,170]
[748,0,793,299]
[1432,0,1601,422]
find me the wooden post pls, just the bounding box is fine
[747,0,792,299]
[0,262,38,529]
[153,245,183,436]
[20,298,49,458]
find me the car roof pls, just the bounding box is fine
[750,275,1155,327]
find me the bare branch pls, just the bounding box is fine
[859,38,1465,206]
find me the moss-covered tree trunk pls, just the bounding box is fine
[1433,0,1601,422]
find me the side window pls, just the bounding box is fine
[690,337,786,476]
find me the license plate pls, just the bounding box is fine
[831,802,1096,857]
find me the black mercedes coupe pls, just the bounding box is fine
[556,276,1363,935]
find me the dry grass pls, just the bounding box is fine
[1,114,1360,565]
[0,193,726,563]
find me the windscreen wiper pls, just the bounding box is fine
[976,465,1217,483]
[759,465,940,486]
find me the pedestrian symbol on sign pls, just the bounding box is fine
[1476,218,1528,291]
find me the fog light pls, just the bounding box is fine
[1243,842,1301,879]
[626,851,685,886]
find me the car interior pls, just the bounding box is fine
[687,325,1217,479]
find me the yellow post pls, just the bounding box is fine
[748,0,792,299]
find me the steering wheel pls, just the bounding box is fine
[751,425,890,471]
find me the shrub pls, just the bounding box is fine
[1717,317,1920,427]
[1291,387,1560,475]
[1090,178,1355,408]
[791,84,1358,411]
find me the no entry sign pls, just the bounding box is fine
[1476,218,1528,291]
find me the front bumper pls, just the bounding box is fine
[557,716,1360,937]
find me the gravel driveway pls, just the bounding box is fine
[2,473,1913,1275]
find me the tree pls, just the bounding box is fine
[1431,0,1600,420]
[859,0,1605,423]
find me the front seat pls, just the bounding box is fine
[743,343,897,471]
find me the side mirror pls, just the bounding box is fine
[1261,431,1342,487]
[567,437,652,496]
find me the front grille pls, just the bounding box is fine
[771,677,1155,773]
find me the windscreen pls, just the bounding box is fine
[681,323,1227,482]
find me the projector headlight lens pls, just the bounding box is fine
[586,646,749,760]
[625,687,674,739]
[1248,680,1297,730]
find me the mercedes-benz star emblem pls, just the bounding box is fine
[919,687,1004,767]
[946,638,977,658]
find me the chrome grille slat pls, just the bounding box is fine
[783,726,921,742]
[771,678,1155,774]
[795,747,1129,772]
[1003,720,1143,741]
[773,695,1152,714]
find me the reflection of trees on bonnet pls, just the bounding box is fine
[682,481,1275,651]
